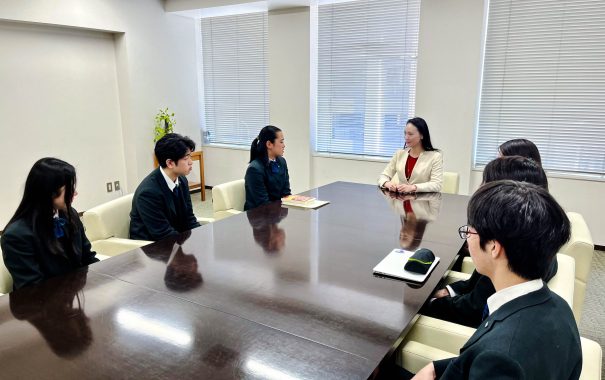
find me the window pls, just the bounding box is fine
[315,0,421,158]
[200,12,269,146]
[475,0,605,176]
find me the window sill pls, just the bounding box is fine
[312,151,391,163]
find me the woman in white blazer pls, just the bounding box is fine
[378,117,443,193]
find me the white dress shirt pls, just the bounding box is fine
[486,278,543,316]
[160,167,179,192]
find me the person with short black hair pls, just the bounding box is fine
[410,181,581,380]
[379,117,443,193]
[1,158,99,290]
[244,125,291,211]
[129,133,200,241]
[425,156,554,328]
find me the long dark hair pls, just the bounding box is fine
[406,117,437,151]
[499,139,542,166]
[249,125,282,164]
[5,158,79,256]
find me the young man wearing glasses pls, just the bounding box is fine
[412,180,581,380]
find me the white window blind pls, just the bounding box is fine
[316,0,421,157]
[201,12,269,146]
[475,0,605,176]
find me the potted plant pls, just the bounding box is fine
[153,107,176,142]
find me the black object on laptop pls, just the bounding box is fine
[404,248,435,275]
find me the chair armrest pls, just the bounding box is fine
[91,238,152,257]
[461,257,476,274]
[213,209,242,221]
[397,340,457,374]
[404,315,475,355]
[196,217,214,225]
[444,270,471,285]
[580,337,602,380]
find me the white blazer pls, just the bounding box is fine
[378,149,443,193]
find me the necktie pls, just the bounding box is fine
[53,217,66,238]
[482,304,490,321]
[173,185,180,197]
[270,161,279,173]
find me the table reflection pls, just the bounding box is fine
[246,202,289,255]
[9,269,92,358]
[141,231,203,292]
[382,191,442,250]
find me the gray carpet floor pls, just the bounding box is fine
[192,192,604,376]
[580,249,605,379]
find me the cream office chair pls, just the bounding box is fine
[559,212,594,322]
[82,193,152,257]
[442,172,460,195]
[0,247,13,295]
[459,211,594,322]
[212,179,245,220]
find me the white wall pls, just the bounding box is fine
[0,0,200,227]
[0,21,126,216]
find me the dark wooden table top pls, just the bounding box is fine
[0,182,469,379]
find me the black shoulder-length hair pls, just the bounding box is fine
[406,117,437,151]
[499,139,542,166]
[483,156,548,191]
[5,158,79,256]
[249,125,282,164]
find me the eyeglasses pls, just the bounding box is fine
[458,225,479,240]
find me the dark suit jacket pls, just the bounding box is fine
[244,156,291,211]
[425,259,558,328]
[1,211,98,290]
[434,285,582,380]
[129,168,200,241]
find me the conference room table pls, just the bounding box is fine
[0,182,469,379]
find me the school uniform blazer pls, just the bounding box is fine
[434,285,582,380]
[426,259,558,328]
[378,149,443,192]
[244,156,291,211]
[129,168,200,241]
[1,213,99,290]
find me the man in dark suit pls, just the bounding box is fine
[129,133,200,241]
[412,180,582,380]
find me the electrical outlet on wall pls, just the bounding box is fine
[114,181,121,191]
[106,182,113,192]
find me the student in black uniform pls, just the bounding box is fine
[424,156,555,328]
[129,133,200,241]
[244,125,291,211]
[1,158,99,290]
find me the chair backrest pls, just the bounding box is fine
[580,337,602,380]
[0,247,14,294]
[442,172,460,194]
[82,193,135,242]
[547,254,575,309]
[559,212,594,322]
[212,179,245,213]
